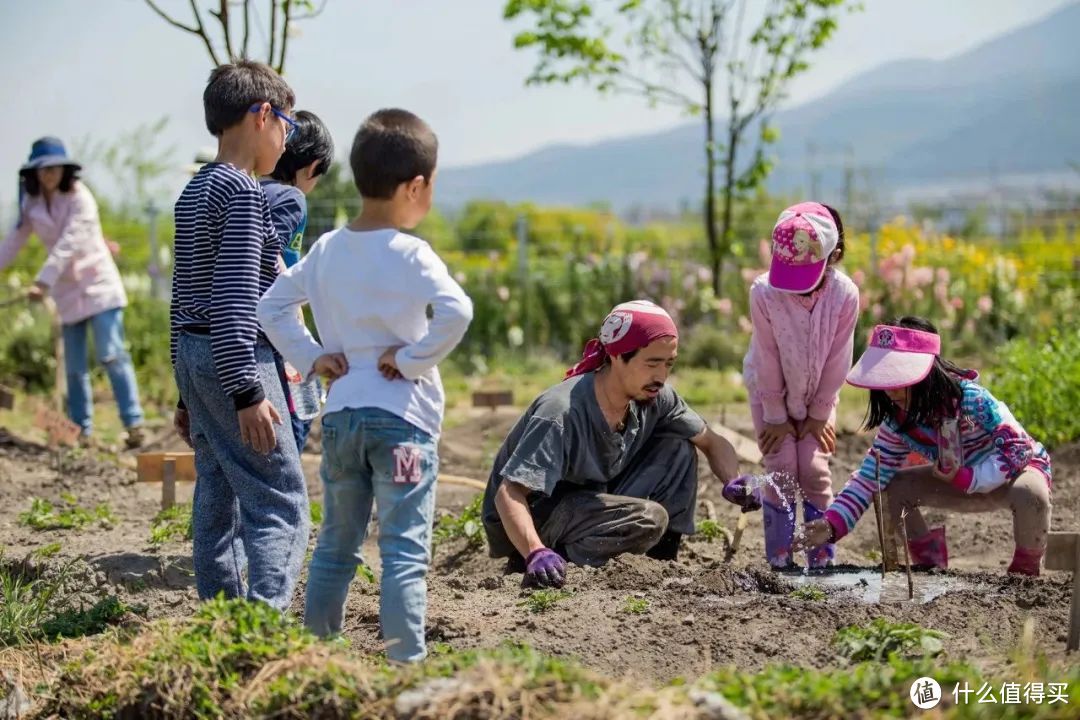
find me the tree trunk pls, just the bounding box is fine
[718,123,738,297]
[704,80,720,296]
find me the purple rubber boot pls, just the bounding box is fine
[802,501,835,569]
[762,499,796,569]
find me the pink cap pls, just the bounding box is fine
[846,325,942,390]
[767,201,839,293]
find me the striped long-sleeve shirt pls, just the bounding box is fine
[170,163,280,410]
[825,379,1052,540]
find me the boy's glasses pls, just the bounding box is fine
[249,104,298,142]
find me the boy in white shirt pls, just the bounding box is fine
[257,108,473,663]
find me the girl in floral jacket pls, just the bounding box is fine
[797,316,1051,576]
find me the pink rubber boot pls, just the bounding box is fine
[908,526,948,570]
[1006,546,1043,577]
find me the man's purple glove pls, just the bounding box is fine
[522,548,567,588]
[722,474,762,513]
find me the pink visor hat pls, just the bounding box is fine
[768,201,839,293]
[847,325,942,390]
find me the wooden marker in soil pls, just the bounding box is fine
[871,449,901,574]
[137,452,196,510]
[1045,531,1080,651]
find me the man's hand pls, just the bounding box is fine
[174,409,193,448]
[758,420,795,455]
[313,352,349,380]
[792,518,834,553]
[26,283,46,303]
[378,346,404,381]
[238,399,283,455]
[799,417,837,453]
[522,548,567,588]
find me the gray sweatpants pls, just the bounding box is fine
[516,436,698,566]
[174,332,310,610]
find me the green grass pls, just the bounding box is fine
[310,500,324,525]
[833,618,946,663]
[789,585,827,601]
[519,589,572,614]
[19,496,116,531]
[32,542,63,559]
[622,596,650,614]
[148,502,193,546]
[38,596,136,641]
[355,563,377,585]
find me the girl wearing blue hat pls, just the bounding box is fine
[0,137,145,448]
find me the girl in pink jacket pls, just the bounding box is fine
[739,202,859,569]
[0,138,144,447]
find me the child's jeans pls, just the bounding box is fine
[62,307,144,434]
[304,407,438,663]
[173,332,310,610]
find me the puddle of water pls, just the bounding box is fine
[779,568,968,604]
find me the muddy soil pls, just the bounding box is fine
[1,405,1077,683]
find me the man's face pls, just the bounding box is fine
[611,336,678,402]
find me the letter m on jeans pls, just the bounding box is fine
[393,446,422,483]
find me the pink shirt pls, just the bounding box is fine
[0,182,127,325]
[742,268,859,425]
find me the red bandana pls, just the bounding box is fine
[565,300,679,379]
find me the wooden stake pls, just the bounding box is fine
[162,458,176,511]
[872,449,888,578]
[1046,531,1080,652]
[899,508,915,600]
[725,512,750,563]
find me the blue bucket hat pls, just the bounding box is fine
[19,136,81,175]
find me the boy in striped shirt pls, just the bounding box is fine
[170,61,343,610]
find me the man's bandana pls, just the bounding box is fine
[565,300,679,379]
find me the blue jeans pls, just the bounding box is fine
[61,307,144,433]
[173,332,310,610]
[304,407,438,663]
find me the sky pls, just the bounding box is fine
[0,0,1076,211]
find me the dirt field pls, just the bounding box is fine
[2,402,1078,685]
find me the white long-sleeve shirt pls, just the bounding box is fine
[257,227,473,438]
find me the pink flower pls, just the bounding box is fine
[909,267,934,288]
[951,297,964,309]
[901,244,916,262]
[936,268,950,283]
[872,304,883,320]
[716,298,733,316]
[934,282,949,304]
[738,315,753,334]
[682,274,696,291]
[697,267,712,283]
[454,272,467,284]
[977,296,993,314]
[859,292,870,311]
[852,269,866,286]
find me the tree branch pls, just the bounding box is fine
[268,0,278,68]
[242,0,252,58]
[276,0,293,73]
[143,0,200,34]
[209,0,235,61]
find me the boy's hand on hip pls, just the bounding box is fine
[758,421,795,455]
[313,353,349,380]
[174,409,193,448]
[238,399,282,455]
[799,417,837,453]
[378,346,405,381]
